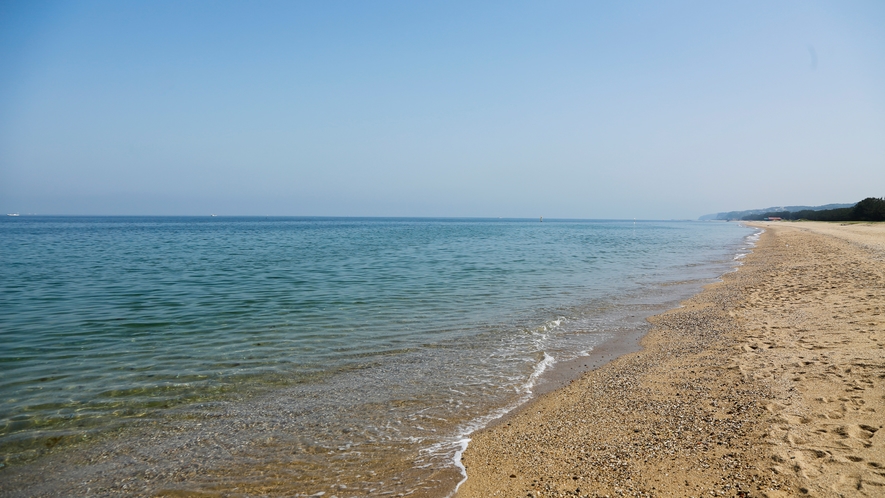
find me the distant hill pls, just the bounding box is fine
[699,203,854,221]
[739,197,885,222]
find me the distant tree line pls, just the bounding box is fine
[741,197,885,222]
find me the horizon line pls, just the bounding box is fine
[3,214,713,222]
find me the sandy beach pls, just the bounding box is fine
[458,222,884,498]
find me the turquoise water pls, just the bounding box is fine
[0,217,754,495]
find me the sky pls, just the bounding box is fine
[1,1,883,219]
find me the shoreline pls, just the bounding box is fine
[444,231,760,496]
[447,266,754,495]
[448,313,655,496]
[457,222,884,497]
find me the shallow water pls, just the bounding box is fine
[0,217,754,495]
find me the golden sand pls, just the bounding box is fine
[458,222,884,498]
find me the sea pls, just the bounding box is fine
[0,216,756,496]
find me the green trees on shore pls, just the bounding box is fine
[741,197,885,222]
[852,197,885,221]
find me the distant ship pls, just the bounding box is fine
[210,214,218,217]
[6,213,20,217]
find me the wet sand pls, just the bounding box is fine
[458,222,884,497]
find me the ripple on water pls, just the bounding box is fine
[0,217,754,494]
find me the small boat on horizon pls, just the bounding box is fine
[7,213,20,217]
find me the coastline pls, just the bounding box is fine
[0,220,751,498]
[457,222,884,497]
[446,267,752,496]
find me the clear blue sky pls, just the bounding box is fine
[2,1,883,218]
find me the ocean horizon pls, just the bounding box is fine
[0,216,757,496]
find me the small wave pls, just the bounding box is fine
[448,438,470,496]
[730,228,764,266]
[524,352,554,394]
[431,352,556,497]
[530,317,566,335]
[744,228,764,246]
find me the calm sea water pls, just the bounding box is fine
[0,217,754,496]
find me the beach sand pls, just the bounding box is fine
[457,222,884,497]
